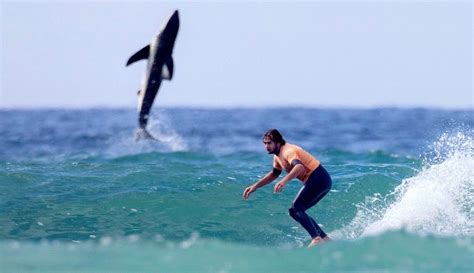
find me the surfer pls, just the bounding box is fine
[242,129,332,248]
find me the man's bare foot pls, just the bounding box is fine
[307,236,323,248]
[323,236,332,242]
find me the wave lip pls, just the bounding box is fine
[338,131,474,238]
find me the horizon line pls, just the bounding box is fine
[1,104,472,111]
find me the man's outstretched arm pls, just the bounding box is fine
[274,163,304,193]
[243,169,281,199]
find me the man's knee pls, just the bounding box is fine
[289,206,304,220]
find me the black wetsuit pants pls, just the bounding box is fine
[288,165,332,239]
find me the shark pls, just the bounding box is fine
[126,10,180,140]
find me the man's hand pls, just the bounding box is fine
[274,180,288,193]
[243,185,256,200]
[274,164,303,193]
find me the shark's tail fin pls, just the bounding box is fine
[135,128,157,141]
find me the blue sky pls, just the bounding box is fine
[1,1,472,109]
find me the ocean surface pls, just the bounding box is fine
[0,107,473,273]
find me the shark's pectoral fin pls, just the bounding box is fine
[161,57,174,80]
[126,45,151,66]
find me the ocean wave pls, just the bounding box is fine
[1,231,472,273]
[335,131,474,238]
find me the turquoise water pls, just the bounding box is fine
[0,108,473,272]
[3,233,473,273]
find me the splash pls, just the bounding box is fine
[104,111,188,158]
[146,112,189,152]
[337,130,474,239]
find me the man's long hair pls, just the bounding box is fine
[263,129,286,145]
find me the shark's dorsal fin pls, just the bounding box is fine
[161,57,174,80]
[126,45,150,66]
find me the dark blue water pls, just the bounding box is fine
[1,108,471,159]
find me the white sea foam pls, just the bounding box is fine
[337,131,474,239]
[180,232,200,249]
[104,111,188,157]
[146,112,188,152]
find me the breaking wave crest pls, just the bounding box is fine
[336,130,474,239]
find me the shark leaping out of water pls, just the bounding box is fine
[126,10,180,140]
